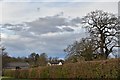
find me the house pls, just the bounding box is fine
[47,62,63,66]
[5,62,29,69]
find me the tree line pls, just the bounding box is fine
[2,47,64,68]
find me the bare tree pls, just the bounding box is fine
[82,10,119,59]
[64,38,96,61]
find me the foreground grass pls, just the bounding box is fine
[1,76,31,80]
[3,58,120,79]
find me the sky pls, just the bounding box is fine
[0,0,119,59]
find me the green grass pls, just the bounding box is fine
[1,76,31,80]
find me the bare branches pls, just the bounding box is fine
[65,10,119,61]
[82,10,119,59]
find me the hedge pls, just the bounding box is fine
[4,58,120,79]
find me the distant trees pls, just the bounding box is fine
[2,47,28,68]
[65,10,119,61]
[28,52,39,66]
[2,49,63,67]
[48,57,59,63]
[38,53,48,66]
[64,54,78,63]
[48,57,64,63]
[65,38,96,61]
[2,47,10,68]
[28,53,48,67]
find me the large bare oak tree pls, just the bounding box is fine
[82,10,119,59]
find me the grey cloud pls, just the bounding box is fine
[62,27,74,31]
[25,16,67,34]
[64,17,82,27]
[70,17,81,24]
[3,14,81,34]
[2,14,84,57]
[25,15,81,35]
[3,23,14,27]
[2,23,27,31]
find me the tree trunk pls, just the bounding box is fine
[100,33,104,55]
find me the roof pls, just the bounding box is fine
[49,62,62,64]
[5,62,29,67]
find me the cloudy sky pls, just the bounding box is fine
[0,0,119,58]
